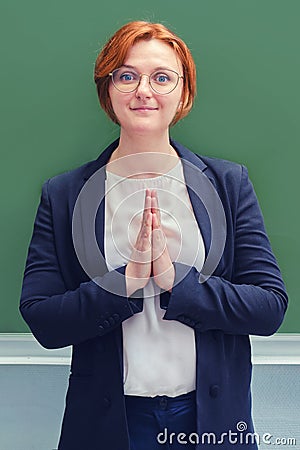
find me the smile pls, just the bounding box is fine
[130,107,158,111]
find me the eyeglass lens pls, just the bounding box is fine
[111,68,180,94]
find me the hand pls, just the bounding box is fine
[125,189,152,297]
[151,190,175,292]
[125,189,175,297]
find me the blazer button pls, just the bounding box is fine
[209,385,220,398]
[103,396,111,408]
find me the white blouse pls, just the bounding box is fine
[104,159,205,397]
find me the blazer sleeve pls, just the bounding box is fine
[19,181,141,349]
[163,165,288,336]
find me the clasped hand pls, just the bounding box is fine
[125,188,175,297]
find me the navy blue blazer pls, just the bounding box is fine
[20,140,288,450]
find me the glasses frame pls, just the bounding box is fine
[109,67,184,95]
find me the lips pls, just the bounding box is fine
[130,106,158,111]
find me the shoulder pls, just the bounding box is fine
[47,159,96,188]
[172,140,245,179]
[179,148,260,229]
[198,154,248,188]
[44,140,118,196]
[40,159,97,206]
[174,140,247,190]
[174,141,252,209]
[198,155,253,211]
[193,149,244,175]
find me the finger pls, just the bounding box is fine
[132,220,152,262]
[143,210,152,237]
[152,210,160,230]
[151,190,161,225]
[142,189,152,225]
[137,210,152,246]
[151,227,166,261]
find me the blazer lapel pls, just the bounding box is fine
[171,140,212,258]
[171,140,226,280]
[74,140,120,279]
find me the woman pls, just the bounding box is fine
[20,21,288,450]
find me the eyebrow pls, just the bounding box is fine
[120,64,176,72]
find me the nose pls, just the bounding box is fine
[135,74,152,99]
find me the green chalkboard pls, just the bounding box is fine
[1,0,299,332]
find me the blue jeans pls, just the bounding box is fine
[125,391,196,450]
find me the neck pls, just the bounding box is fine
[107,129,179,178]
[117,129,175,156]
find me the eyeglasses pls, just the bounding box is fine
[109,67,183,95]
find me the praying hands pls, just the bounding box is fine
[125,188,175,297]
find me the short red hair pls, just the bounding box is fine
[94,21,196,126]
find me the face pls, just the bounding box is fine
[108,39,183,136]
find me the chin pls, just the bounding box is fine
[124,120,165,135]
[133,126,165,136]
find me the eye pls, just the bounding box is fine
[118,71,138,83]
[152,73,170,84]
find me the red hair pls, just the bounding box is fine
[94,21,196,126]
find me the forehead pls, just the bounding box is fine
[123,39,181,71]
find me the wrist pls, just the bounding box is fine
[153,263,175,292]
[125,264,149,297]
